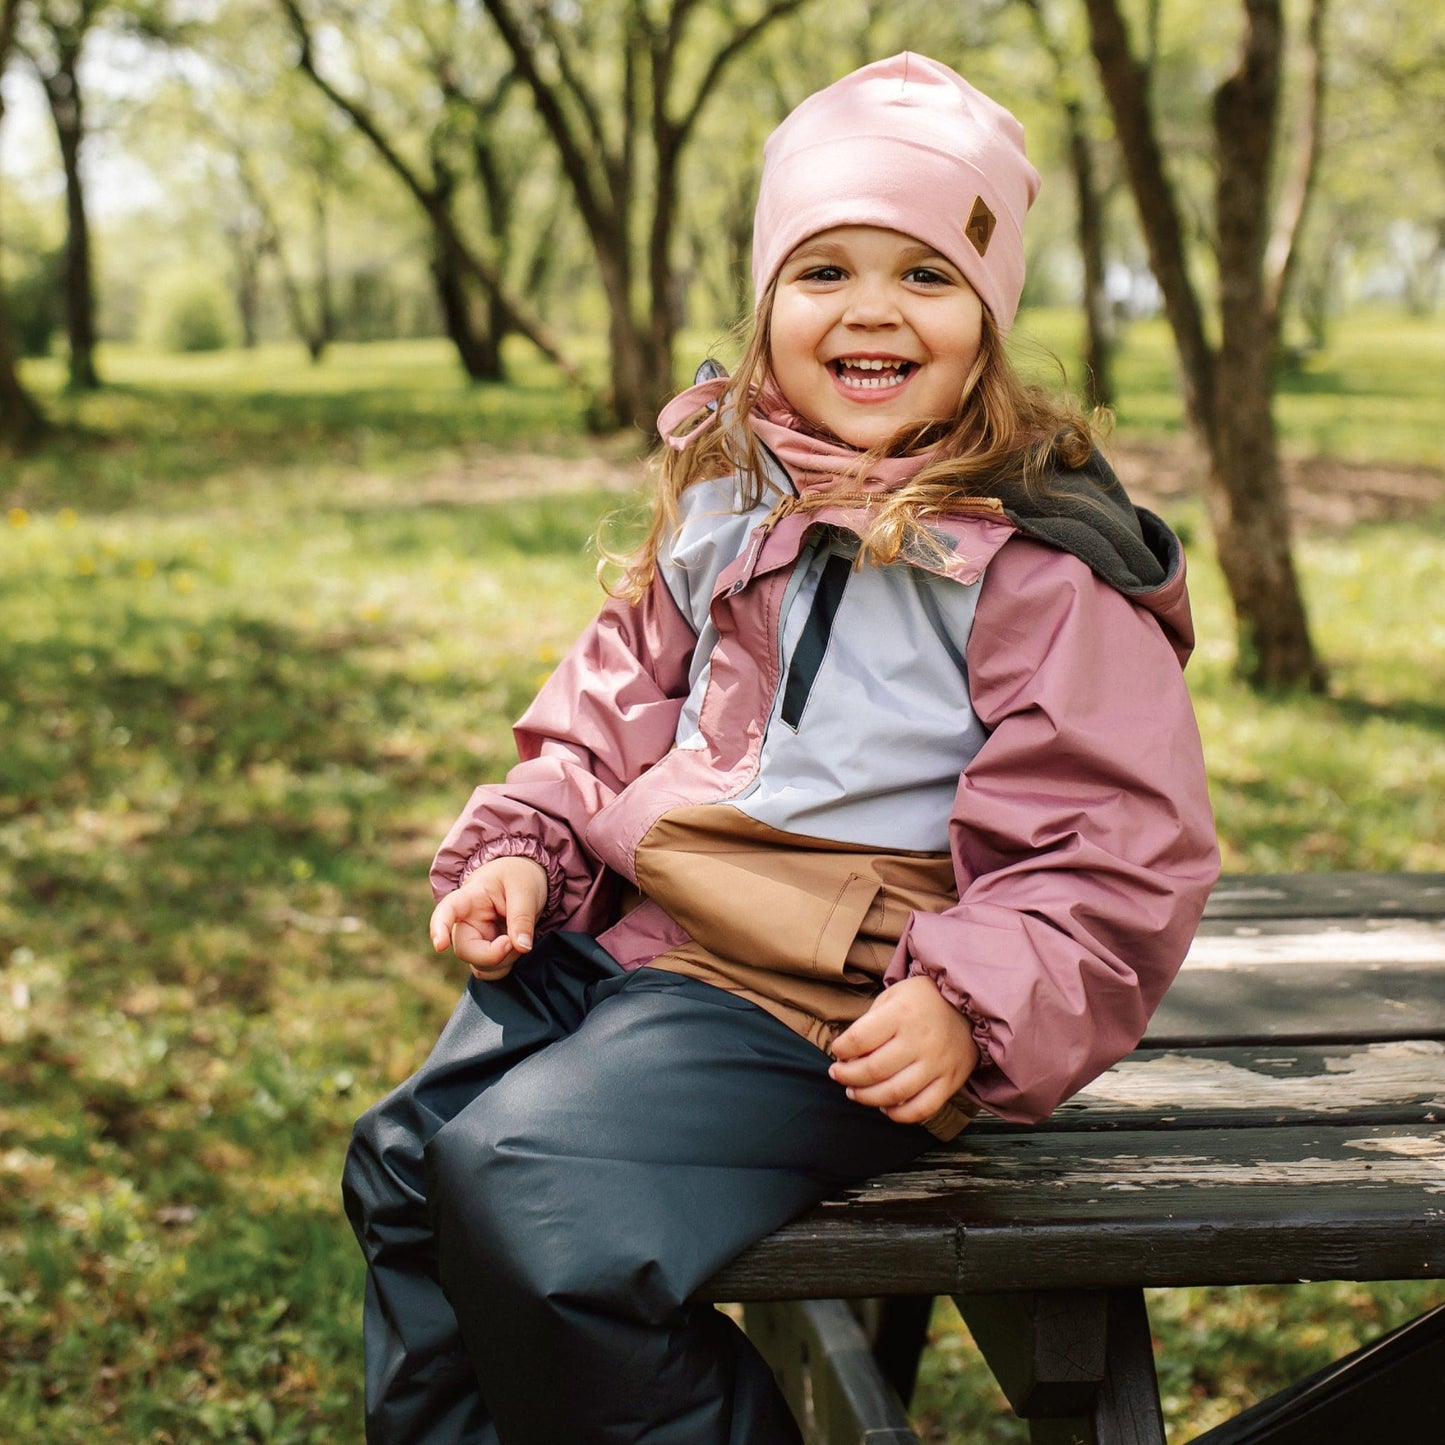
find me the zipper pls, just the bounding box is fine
[725,494,801,597]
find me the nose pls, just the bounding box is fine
[842,275,901,328]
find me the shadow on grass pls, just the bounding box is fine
[6,378,597,512]
[0,598,531,1012]
[1321,690,1445,734]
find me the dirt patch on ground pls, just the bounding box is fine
[338,438,648,512]
[1109,438,1445,532]
[342,433,1443,534]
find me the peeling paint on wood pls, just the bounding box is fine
[1185,921,1445,968]
[1074,1041,1445,1116]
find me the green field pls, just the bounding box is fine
[2,317,1443,1441]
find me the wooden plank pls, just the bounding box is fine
[1187,917,1445,963]
[702,1125,1445,1300]
[972,1040,1445,1134]
[1145,961,1445,1046]
[1204,873,1445,920]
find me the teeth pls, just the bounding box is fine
[839,373,906,389]
[834,358,911,390]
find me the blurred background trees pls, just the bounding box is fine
[2,0,1440,686]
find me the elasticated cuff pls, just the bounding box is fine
[460,837,569,923]
[912,964,997,1073]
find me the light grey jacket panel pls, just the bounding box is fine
[658,474,776,752]
[659,475,988,853]
[738,534,987,851]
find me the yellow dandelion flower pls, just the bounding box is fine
[135,558,157,580]
[75,555,96,576]
[7,508,28,528]
[173,572,197,594]
[57,508,78,528]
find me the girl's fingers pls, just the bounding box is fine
[829,1009,898,1061]
[829,1037,908,1088]
[468,952,518,982]
[881,1078,952,1126]
[449,917,509,967]
[844,1061,933,1110]
[428,894,458,951]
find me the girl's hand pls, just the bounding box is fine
[428,857,548,982]
[828,976,980,1126]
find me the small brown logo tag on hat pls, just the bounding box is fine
[965,196,996,257]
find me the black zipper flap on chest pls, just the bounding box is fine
[780,552,852,729]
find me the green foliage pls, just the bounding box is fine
[4,248,64,359]
[1,334,1442,1439]
[141,273,237,354]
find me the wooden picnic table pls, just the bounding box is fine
[700,872,1445,1443]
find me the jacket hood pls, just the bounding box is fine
[984,448,1194,664]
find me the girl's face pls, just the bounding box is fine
[768,225,985,451]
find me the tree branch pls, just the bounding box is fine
[479,0,616,237]
[1083,0,1217,439]
[0,0,21,67]
[277,0,583,385]
[1263,0,1327,330]
[536,4,612,161]
[674,0,811,148]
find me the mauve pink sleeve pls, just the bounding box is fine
[885,536,1220,1123]
[430,571,696,933]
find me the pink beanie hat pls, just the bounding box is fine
[751,53,1041,331]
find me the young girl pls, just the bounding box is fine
[344,53,1219,1445]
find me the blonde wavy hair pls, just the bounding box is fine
[606,281,1103,601]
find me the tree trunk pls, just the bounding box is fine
[1065,100,1114,411]
[0,304,46,449]
[476,0,808,433]
[431,230,503,383]
[0,0,46,447]
[231,227,264,348]
[595,235,658,430]
[1084,0,1215,433]
[309,186,335,364]
[43,48,99,391]
[1211,0,1325,690]
[1084,0,1325,692]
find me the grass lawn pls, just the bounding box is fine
[2,317,1442,1441]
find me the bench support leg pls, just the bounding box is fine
[848,1295,934,1405]
[953,1288,1166,1445]
[744,1300,921,1444]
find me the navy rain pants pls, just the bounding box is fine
[342,932,934,1444]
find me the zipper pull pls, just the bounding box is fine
[728,496,799,596]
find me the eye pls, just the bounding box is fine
[905,266,952,286]
[796,264,846,283]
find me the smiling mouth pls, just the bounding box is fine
[830,358,916,392]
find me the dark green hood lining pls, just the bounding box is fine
[987,449,1179,597]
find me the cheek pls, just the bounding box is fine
[767,318,819,392]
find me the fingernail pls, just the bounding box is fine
[845,1088,856,1102]
[516,933,532,951]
